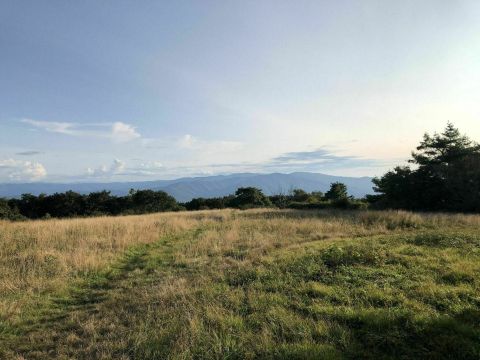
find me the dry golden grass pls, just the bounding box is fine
[1,212,187,292]
[0,210,225,329]
[1,209,480,359]
[1,209,478,312]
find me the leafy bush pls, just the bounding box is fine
[0,198,24,220]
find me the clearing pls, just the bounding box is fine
[1,209,479,359]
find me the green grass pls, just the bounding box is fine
[1,210,480,359]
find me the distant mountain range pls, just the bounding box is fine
[0,172,374,202]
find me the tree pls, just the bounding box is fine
[269,194,289,208]
[14,193,42,219]
[129,189,179,213]
[325,182,348,201]
[374,123,480,211]
[310,191,324,201]
[372,166,416,209]
[292,189,309,202]
[46,191,86,217]
[444,154,480,212]
[229,187,272,208]
[86,191,115,215]
[411,122,480,167]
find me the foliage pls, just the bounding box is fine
[229,187,272,208]
[184,195,235,210]
[374,123,480,211]
[268,194,291,209]
[411,122,480,166]
[0,198,24,220]
[129,189,180,213]
[325,182,349,201]
[292,188,310,202]
[2,189,180,219]
[184,188,273,211]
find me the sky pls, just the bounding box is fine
[1,0,480,183]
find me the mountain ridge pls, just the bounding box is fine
[0,172,374,201]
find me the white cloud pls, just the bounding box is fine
[0,159,47,182]
[178,134,195,149]
[138,161,164,170]
[86,165,107,176]
[111,122,141,143]
[82,159,169,180]
[86,159,126,177]
[21,119,77,135]
[21,119,141,143]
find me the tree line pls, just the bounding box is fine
[0,183,363,220]
[184,182,365,211]
[0,189,180,220]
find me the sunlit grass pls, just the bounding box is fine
[1,209,479,359]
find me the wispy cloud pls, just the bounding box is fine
[158,147,390,177]
[0,159,47,182]
[15,151,42,156]
[265,147,388,173]
[21,119,141,143]
[21,119,76,134]
[272,148,353,163]
[142,134,243,152]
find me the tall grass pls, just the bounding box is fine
[1,209,479,359]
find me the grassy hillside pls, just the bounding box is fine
[1,210,479,359]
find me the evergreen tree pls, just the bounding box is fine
[374,123,480,211]
[411,122,480,167]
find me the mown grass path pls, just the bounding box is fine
[6,228,205,359]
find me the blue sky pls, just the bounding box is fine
[1,0,480,182]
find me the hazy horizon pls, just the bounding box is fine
[0,170,374,185]
[2,1,480,183]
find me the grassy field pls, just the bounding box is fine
[1,209,479,359]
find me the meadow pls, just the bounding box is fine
[1,209,479,359]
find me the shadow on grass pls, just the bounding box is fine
[239,209,357,220]
[335,308,480,359]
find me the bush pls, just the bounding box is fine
[228,187,272,209]
[0,198,24,220]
